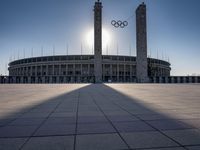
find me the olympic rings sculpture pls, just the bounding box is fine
[111,20,128,28]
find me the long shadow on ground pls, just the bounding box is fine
[0,84,200,150]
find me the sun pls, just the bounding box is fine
[86,28,110,50]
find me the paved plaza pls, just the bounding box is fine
[0,84,200,150]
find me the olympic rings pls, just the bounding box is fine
[111,20,128,28]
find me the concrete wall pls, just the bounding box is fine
[1,75,200,84]
[150,76,200,84]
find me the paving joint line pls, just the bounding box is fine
[97,85,189,150]
[1,93,49,127]
[18,94,69,150]
[89,89,132,150]
[114,101,190,150]
[73,89,80,150]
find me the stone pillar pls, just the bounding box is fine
[50,76,53,83]
[28,77,31,83]
[64,76,67,83]
[88,64,90,81]
[35,65,38,77]
[66,64,68,76]
[73,64,75,82]
[183,77,186,83]
[30,66,32,76]
[189,77,192,83]
[165,77,168,83]
[130,65,133,82]
[56,76,59,83]
[41,65,43,77]
[47,65,49,76]
[171,77,174,83]
[117,64,119,82]
[13,76,16,83]
[159,77,162,83]
[81,64,83,82]
[177,77,180,83]
[195,76,198,83]
[153,77,156,83]
[94,0,102,83]
[124,64,126,82]
[102,64,104,81]
[136,2,149,83]
[110,64,113,81]
[42,77,45,83]
[35,77,38,83]
[59,65,61,76]
[53,65,55,76]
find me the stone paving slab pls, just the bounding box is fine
[9,118,45,126]
[0,84,200,150]
[186,146,200,150]
[163,129,200,145]
[141,148,185,150]
[34,124,76,136]
[113,121,155,132]
[77,122,116,134]
[121,131,179,149]
[77,116,108,123]
[76,133,128,150]
[147,119,193,130]
[0,125,38,138]
[21,136,74,150]
[0,138,27,150]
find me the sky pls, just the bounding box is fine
[0,0,200,76]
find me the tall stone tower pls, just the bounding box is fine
[94,0,102,83]
[136,2,149,83]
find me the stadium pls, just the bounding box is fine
[8,55,170,83]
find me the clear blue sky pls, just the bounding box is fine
[0,0,200,76]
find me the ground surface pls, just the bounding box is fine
[0,84,200,150]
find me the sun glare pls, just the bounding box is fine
[86,28,110,49]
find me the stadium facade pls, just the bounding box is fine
[1,1,199,84]
[7,55,170,83]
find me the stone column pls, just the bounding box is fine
[130,65,133,82]
[66,64,68,76]
[195,76,198,83]
[59,65,61,76]
[136,2,149,83]
[13,76,16,83]
[53,65,55,76]
[94,0,102,83]
[42,76,45,84]
[50,76,53,83]
[177,77,180,83]
[153,77,156,83]
[171,77,174,83]
[159,77,162,83]
[56,76,59,83]
[117,64,119,82]
[189,77,192,83]
[35,65,38,77]
[183,77,186,83]
[124,64,126,82]
[88,64,91,82]
[41,65,43,77]
[81,64,83,82]
[73,64,75,82]
[28,77,31,83]
[110,64,113,81]
[165,77,168,83]
[46,65,49,76]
